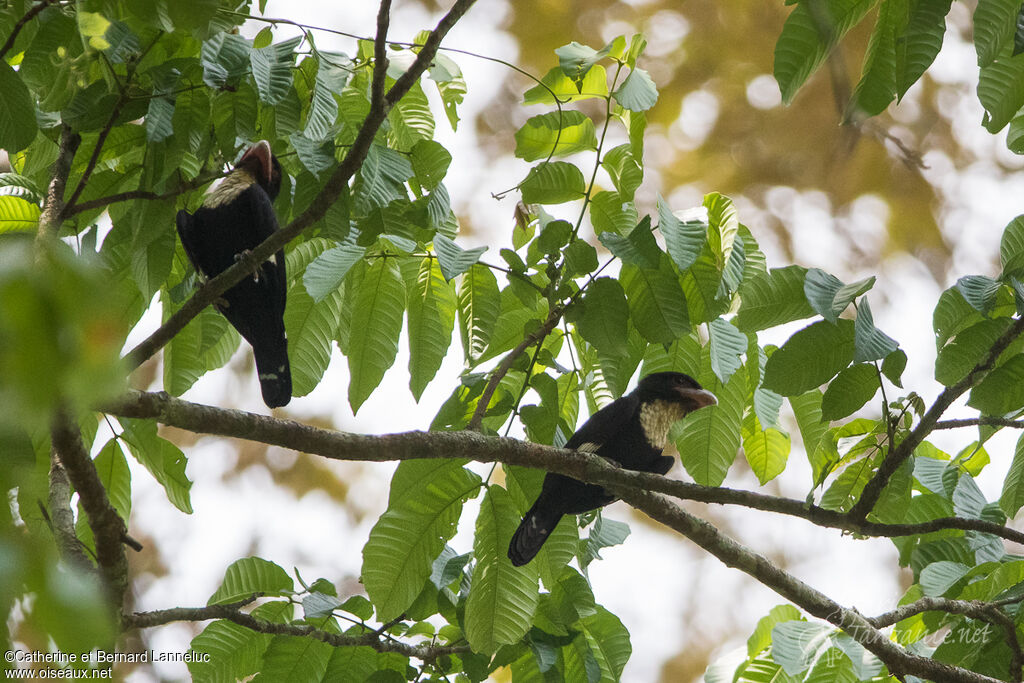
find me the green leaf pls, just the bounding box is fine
[0,61,38,153]
[969,354,1024,414]
[956,274,1003,312]
[896,0,952,97]
[853,298,899,363]
[935,318,1011,386]
[975,0,1020,67]
[734,266,815,332]
[146,96,175,143]
[578,607,632,682]
[762,320,856,396]
[820,363,879,421]
[1001,433,1024,516]
[433,235,487,281]
[257,635,332,682]
[119,417,192,514]
[849,0,898,116]
[208,557,293,605]
[363,460,481,622]
[201,32,251,89]
[0,195,41,233]
[457,264,501,364]
[789,390,830,483]
[285,273,344,398]
[555,40,614,81]
[92,439,131,521]
[920,560,971,596]
[589,191,637,235]
[407,258,456,401]
[773,0,876,104]
[621,259,690,344]
[576,277,629,356]
[803,268,875,323]
[657,195,706,273]
[410,139,452,191]
[465,486,540,654]
[250,36,301,105]
[1000,215,1024,276]
[978,53,1024,132]
[742,415,791,485]
[347,257,405,412]
[582,514,631,567]
[514,111,598,161]
[388,80,435,151]
[676,351,746,486]
[188,620,269,682]
[748,605,803,657]
[304,56,347,142]
[708,318,746,384]
[612,67,658,111]
[598,218,661,269]
[601,144,643,200]
[520,161,586,205]
[523,65,609,105]
[303,243,366,302]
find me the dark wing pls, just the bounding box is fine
[175,209,203,275]
[563,392,639,453]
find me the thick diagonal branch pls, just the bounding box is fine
[850,317,1024,521]
[50,409,128,605]
[123,0,479,371]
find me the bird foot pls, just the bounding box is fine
[234,249,263,282]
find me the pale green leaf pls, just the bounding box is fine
[406,258,456,401]
[363,460,481,622]
[208,557,293,605]
[465,486,540,653]
[762,320,856,396]
[514,110,598,161]
[520,161,586,205]
[348,257,405,412]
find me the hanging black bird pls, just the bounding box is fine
[508,371,716,566]
[175,140,292,408]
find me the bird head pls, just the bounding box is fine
[236,140,282,200]
[635,371,717,412]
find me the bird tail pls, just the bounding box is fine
[508,501,563,566]
[253,334,292,408]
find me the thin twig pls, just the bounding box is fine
[124,602,468,662]
[63,170,225,218]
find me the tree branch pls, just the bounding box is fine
[868,597,1023,683]
[849,317,1024,521]
[50,408,128,606]
[35,125,81,249]
[101,390,1024,548]
[608,486,1003,683]
[124,601,469,662]
[122,0,479,371]
[62,170,225,218]
[934,417,1024,431]
[47,456,92,569]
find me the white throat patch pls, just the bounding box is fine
[204,169,257,209]
[638,399,691,450]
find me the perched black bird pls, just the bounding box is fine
[175,140,292,408]
[508,372,716,566]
